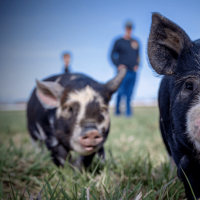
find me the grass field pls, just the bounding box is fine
[0,107,186,200]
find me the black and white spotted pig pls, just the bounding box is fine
[148,13,200,199]
[27,69,126,169]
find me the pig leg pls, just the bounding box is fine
[178,155,200,200]
[74,153,96,170]
[74,147,105,170]
[50,144,71,167]
[98,146,105,162]
[28,121,46,147]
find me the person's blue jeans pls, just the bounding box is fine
[115,70,136,116]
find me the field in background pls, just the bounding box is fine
[0,107,185,199]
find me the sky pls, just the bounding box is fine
[0,0,200,104]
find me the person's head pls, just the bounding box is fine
[63,53,71,67]
[124,21,133,38]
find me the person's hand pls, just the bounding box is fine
[118,64,126,71]
[133,65,138,72]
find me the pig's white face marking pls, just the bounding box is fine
[67,86,100,123]
[59,85,110,155]
[98,109,110,134]
[187,97,200,152]
[56,107,63,119]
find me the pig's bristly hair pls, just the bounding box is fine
[175,51,200,85]
[175,75,198,85]
[174,48,200,78]
[194,53,200,69]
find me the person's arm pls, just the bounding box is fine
[111,41,120,68]
[111,40,126,71]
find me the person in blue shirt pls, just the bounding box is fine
[110,21,140,117]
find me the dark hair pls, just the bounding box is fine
[125,21,134,29]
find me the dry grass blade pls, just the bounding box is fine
[119,188,126,200]
[29,195,34,200]
[135,191,142,200]
[86,187,90,200]
[161,177,178,199]
[20,186,29,200]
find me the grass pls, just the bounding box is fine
[0,107,185,199]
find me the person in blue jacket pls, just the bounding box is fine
[110,21,140,117]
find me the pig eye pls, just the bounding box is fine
[63,105,73,112]
[101,106,108,113]
[185,82,193,91]
[66,106,73,112]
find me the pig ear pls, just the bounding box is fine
[105,68,127,95]
[36,80,65,109]
[148,13,192,75]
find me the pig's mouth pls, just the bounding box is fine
[83,145,95,151]
[79,137,104,152]
[79,130,104,152]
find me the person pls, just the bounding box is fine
[62,52,71,73]
[110,21,140,117]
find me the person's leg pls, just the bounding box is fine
[126,71,136,116]
[115,91,122,115]
[126,95,131,116]
[115,73,127,115]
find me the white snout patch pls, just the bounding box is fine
[63,86,109,155]
[187,101,200,152]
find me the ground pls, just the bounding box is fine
[0,107,186,200]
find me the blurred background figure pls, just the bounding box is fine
[110,21,140,117]
[63,52,71,73]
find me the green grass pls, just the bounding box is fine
[0,107,185,199]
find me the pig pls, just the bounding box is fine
[27,69,126,169]
[148,13,200,199]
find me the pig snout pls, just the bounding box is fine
[194,118,200,138]
[79,130,103,151]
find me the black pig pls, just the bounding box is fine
[148,13,200,199]
[27,69,126,169]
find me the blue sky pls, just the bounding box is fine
[0,0,200,103]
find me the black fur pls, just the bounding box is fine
[148,13,200,200]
